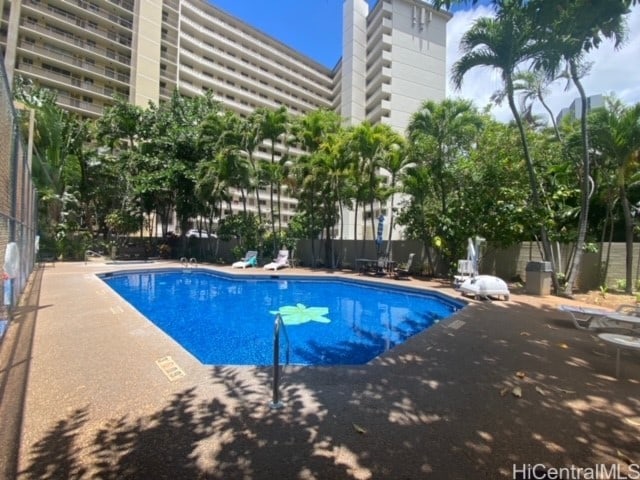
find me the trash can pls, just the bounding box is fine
[525,261,552,295]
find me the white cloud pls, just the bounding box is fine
[446,5,640,123]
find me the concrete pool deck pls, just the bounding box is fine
[1,260,639,479]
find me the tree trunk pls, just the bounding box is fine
[506,88,559,293]
[563,62,591,296]
[620,186,634,294]
[386,175,396,260]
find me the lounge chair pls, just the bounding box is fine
[459,275,510,301]
[558,304,640,331]
[394,253,415,279]
[231,250,257,269]
[263,250,289,271]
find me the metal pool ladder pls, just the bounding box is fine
[270,313,290,409]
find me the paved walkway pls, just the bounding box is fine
[1,260,639,479]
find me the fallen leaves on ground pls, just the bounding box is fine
[617,449,635,465]
[624,417,640,427]
[352,423,367,435]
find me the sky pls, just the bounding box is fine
[208,1,640,123]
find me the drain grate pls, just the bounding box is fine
[447,319,466,330]
[155,356,186,381]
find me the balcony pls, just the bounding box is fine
[17,62,127,100]
[23,3,132,49]
[179,35,330,111]
[21,20,132,69]
[56,93,105,117]
[17,40,130,86]
[181,2,333,88]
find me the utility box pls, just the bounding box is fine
[525,261,552,295]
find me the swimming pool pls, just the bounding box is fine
[99,269,465,366]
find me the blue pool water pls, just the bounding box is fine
[100,270,465,366]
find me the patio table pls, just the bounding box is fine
[356,258,378,275]
[598,332,640,377]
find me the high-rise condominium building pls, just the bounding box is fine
[555,94,604,125]
[1,0,451,239]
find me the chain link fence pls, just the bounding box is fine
[0,59,38,337]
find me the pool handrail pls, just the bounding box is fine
[270,313,290,409]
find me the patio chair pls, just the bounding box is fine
[231,250,258,269]
[264,250,289,271]
[373,255,389,276]
[394,253,415,279]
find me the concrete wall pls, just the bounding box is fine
[293,239,640,291]
[388,0,449,132]
[154,236,639,291]
[482,242,640,291]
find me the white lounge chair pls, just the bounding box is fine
[558,304,640,331]
[231,250,257,269]
[263,250,289,271]
[459,275,510,301]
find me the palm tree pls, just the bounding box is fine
[379,136,411,259]
[398,163,437,273]
[292,152,325,267]
[198,110,252,215]
[530,0,632,295]
[317,129,354,267]
[589,99,640,293]
[451,3,559,290]
[510,71,561,140]
[257,106,289,251]
[291,109,343,267]
[240,111,265,222]
[345,122,395,252]
[408,99,483,216]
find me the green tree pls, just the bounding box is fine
[378,137,411,260]
[406,99,484,265]
[241,110,266,223]
[345,122,398,254]
[14,77,94,257]
[256,106,289,251]
[531,0,632,295]
[140,91,219,256]
[95,95,146,238]
[451,3,559,290]
[511,70,561,140]
[291,109,344,266]
[589,99,640,293]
